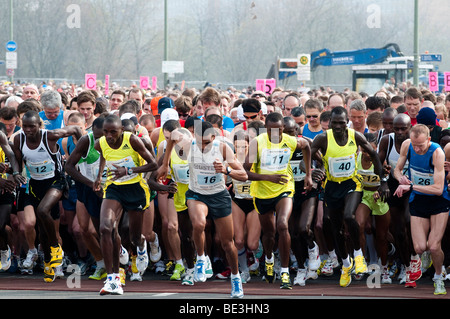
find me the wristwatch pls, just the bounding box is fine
[381,177,388,183]
[225,166,232,175]
[127,167,134,175]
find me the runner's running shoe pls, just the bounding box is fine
[434,276,447,295]
[89,267,107,280]
[136,241,149,273]
[265,260,275,283]
[409,257,422,281]
[100,275,123,295]
[149,234,162,263]
[340,258,354,288]
[0,246,11,271]
[170,263,186,281]
[50,245,64,268]
[44,262,55,283]
[182,268,194,286]
[280,272,292,289]
[194,259,206,282]
[230,276,244,298]
[354,255,368,274]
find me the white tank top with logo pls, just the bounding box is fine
[188,139,225,195]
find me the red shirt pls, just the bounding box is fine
[156,119,185,128]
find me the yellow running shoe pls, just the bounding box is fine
[354,255,368,274]
[265,261,275,283]
[170,263,186,281]
[131,255,138,273]
[44,262,55,283]
[50,245,64,268]
[119,267,126,286]
[340,258,354,287]
[280,272,292,289]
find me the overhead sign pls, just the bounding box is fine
[421,54,442,62]
[278,58,298,72]
[297,53,311,81]
[6,41,17,52]
[162,61,184,74]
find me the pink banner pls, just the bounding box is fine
[428,72,438,92]
[105,75,110,96]
[140,76,149,89]
[85,74,97,90]
[255,79,276,95]
[444,72,450,92]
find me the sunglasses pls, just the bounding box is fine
[244,114,258,120]
[306,115,319,119]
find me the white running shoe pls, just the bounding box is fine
[23,249,38,269]
[241,270,251,284]
[136,241,149,273]
[381,265,392,284]
[293,269,306,286]
[230,276,244,299]
[194,258,206,282]
[205,255,213,279]
[149,233,162,263]
[130,272,143,282]
[54,265,64,279]
[119,245,129,265]
[0,246,11,271]
[308,243,321,271]
[182,268,194,286]
[100,275,123,295]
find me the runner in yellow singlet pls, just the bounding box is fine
[310,106,389,288]
[244,112,312,289]
[93,114,158,295]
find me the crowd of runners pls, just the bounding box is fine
[0,80,449,297]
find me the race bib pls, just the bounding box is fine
[27,160,54,179]
[172,163,190,184]
[290,160,305,182]
[358,169,380,187]
[106,156,137,183]
[261,148,290,172]
[193,163,222,189]
[410,168,434,186]
[328,155,355,178]
[233,180,252,198]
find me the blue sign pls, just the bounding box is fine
[6,41,17,52]
[420,54,442,62]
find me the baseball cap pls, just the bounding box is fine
[161,108,179,127]
[158,97,174,114]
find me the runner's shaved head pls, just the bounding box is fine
[393,113,411,126]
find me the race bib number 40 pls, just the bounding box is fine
[329,155,355,178]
